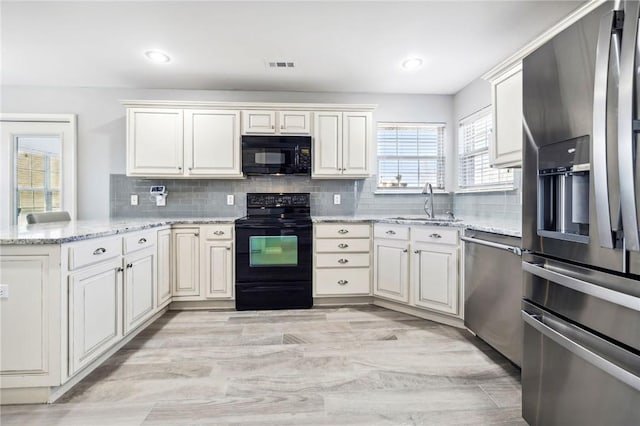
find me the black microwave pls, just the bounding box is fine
[242,135,312,175]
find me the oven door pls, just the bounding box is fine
[235,221,312,283]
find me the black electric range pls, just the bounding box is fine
[234,193,312,310]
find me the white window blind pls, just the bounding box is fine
[377,122,445,190]
[458,108,513,189]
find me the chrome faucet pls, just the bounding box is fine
[422,182,434,218]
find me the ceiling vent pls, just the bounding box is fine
[266,61,295,69]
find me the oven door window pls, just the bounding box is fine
[249,236,298,266]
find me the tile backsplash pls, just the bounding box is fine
[111,172,520,220]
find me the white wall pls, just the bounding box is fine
[453,77,491,123]
[2,86,453,219]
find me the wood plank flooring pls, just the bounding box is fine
[1,305,525,425]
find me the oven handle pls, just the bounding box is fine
[523,261,640,311]
[235,224,312,230]
[522,309,640,392]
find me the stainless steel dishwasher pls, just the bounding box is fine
[461,229,523,367]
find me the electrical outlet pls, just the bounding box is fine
[130,194,138,206]
[0,285,8,299]
[226,194,234,205]
[333,194,341,205]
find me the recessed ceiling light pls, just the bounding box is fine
[401,57,423,71]
[144,50,171,64]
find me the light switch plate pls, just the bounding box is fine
[130,194,138,206]
[0,285,8,299]
[156,196,166,207]
[333,194,341,205]
[226,195,234,205]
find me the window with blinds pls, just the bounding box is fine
[458,108,513,189]
[377,123,445,190]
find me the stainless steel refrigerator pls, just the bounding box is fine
[522,1,640,425]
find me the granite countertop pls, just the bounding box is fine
[0,215,520,245]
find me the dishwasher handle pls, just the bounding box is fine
[460,235,522,255]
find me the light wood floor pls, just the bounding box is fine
[1,305,525,425]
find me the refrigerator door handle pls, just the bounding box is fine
[522,310,640,392]
[618,1,640,251]
[593,10,617,249]
[523,261,640,311]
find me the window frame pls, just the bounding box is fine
[457,107,514,192]
[375,121,447,194]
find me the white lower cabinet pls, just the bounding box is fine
[68,257,122,375]
[172,227,200,298]
[123,247,156,335]
[373,224,460,317]
[202,240,234,299]
[156,229,172,308]
[373,238,410,303]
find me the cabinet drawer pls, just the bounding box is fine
[374,224,409,240]
[123,230,157,254]
[315,223,370,239]
[316,253,370,268]
[411,227,458,245]
[202,224,234,240]
[315,238,370,253]
[315,268,371,296]
[68,237,122,270]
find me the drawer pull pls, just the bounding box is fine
[213,230,225,236]
[93,247,106,255]
[338,243,349,249]
[138,238,147,244]
[338,229,349,234]
[337,258,349,264]
[429,233,442,239]
[337,279,349,285]
[386,230,396,235]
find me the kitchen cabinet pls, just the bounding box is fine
[373,224,410,303]
[201,225,234,299]
[411,235,458,315]
[156,228,172,308]
[490,63,522,168]
[123,247,156,335]
[126,108,184,176]
[314,223,372,297]
[184,110,242,177]
[241,110,311,135]
[68,256,122,375]
[126,108,241,178]
[172,227,200,298]
[312,111,371,178]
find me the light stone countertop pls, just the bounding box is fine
[0,215,520,245]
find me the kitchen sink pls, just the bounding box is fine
[389,216,461,223]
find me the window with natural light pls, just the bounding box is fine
[458,108,513,190]
[377,122,445,191]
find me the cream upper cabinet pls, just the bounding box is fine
[313,111,371,178]
[241,110,311,135]
[127,108,184,176]
[490,63,523,168]
[184,110,242,177]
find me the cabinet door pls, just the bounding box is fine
[202,240,233,299]
[173,228,200,297]
[279,111,311,134]
[242,110,276,134]
[184,110,242,177]
[156,229,172,308]
[342,112,371,177]
[373,239,409,303]
[491,64,523,168]
[412,242,458,315]
[126,108,184,176]
[69,258,122,375]
[124,249,156,335]
[313,111,343,176]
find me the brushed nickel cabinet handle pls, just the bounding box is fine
[93,248,106,255]
[403,249,408,253]
[338,229,349,234]
[386,230,396,235]
[337,258,349,264]
[414,250,419,254]
[338,243,349,249]
[213,231,225,236]
[429,233,442,239]
[178,166,182,170]
[271,125,275,129]
[116,267,124,273]
[138,238,147,244]
[194,233,200,237]
[337,280,348,285]
[126,263,133,268]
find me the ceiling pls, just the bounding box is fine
[1,1,584,95]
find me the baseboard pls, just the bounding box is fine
[313,296,374,306]
[169,300,236,310]
[373,298,465,328]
